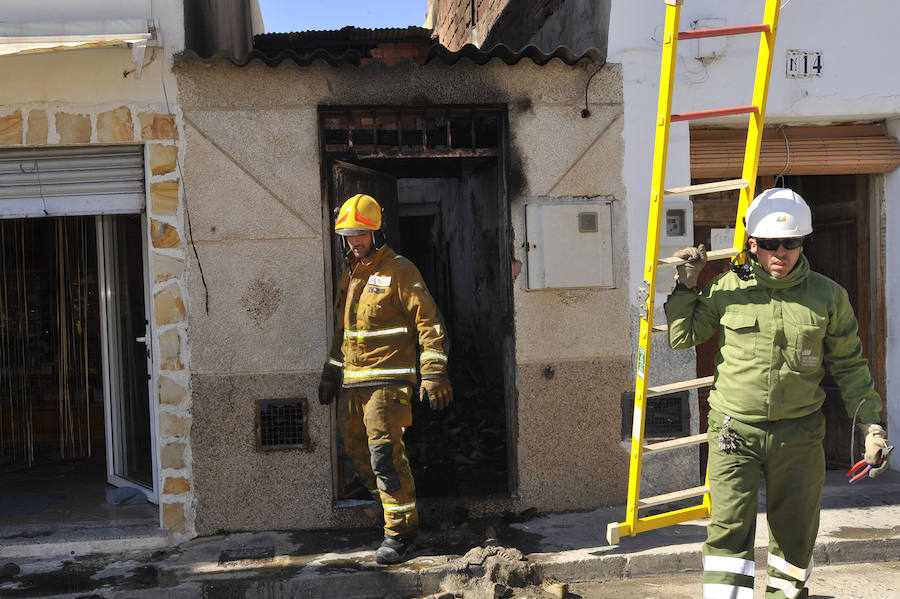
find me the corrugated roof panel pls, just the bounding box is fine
[254,26,432,49]
[182,42,601,68]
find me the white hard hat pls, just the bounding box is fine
[745,188,812,238]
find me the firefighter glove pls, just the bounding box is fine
[673,244,707,290]
[318,376,339,406]
[864,424,892,477]
[420,377,453,411]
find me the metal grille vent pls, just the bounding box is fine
[256,398,308,451]
[621,391,690,440]
[320,107,501,159]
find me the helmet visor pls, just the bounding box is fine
[336,228,371,237]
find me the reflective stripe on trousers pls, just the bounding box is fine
[703,409,823,599]
[336,384,418,537]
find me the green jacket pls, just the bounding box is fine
[664,254,881,424]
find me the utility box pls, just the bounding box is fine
[525,197,614,289]
[659,198,694,259]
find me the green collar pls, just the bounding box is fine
[750,253,809,289]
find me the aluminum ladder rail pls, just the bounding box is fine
[607,0,781,545]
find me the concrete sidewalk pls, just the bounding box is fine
[1,470,898,598]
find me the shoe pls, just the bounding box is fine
[374,534,417,565]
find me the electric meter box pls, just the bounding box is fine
[525,197,614,289]
[659,198,694,252]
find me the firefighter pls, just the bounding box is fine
[317,193,453,565]
[664,188,890,599]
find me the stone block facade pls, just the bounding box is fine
[0,103,194,536]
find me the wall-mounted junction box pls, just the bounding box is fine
[525,197,614,289]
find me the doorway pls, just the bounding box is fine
[321,107,515,500]
[0,215,157,529]
[691,174,882,469]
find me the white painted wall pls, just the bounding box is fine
[885,117,900,459]
[0,0,184,106]
[608,0,900,469]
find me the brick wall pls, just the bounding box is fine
[429,0,564,51]
[363,40,432,66]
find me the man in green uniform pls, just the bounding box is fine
[665,188,891,599]
[318,193,453,565]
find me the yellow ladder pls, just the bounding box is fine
[607,0,781,545]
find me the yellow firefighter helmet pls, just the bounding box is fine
[335,193,382,236]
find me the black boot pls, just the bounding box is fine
[374,534,417,565]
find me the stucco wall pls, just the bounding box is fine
[608,1,900,474]
[176,56,631,533]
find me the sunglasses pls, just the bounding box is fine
[755,237,804,251]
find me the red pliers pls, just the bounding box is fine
[846,445,894,483]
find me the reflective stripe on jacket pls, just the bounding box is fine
[323,245,448,386]
[664,254,881,424]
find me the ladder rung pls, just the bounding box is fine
[663,178,748,199]
[647,376,714,396]
[671,105,758,122]
[658,247,738,267]
[644,433,708,452]
[638,485,710,509]
[652,323,668,333]
[678,24,770,41]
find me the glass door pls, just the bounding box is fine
[97,214,157,501]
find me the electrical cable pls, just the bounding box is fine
[850,397,871,466]
[774,125,791,188]
[581,62,606,118]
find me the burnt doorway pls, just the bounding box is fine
[691,174,881,469]
[322,107,514,500]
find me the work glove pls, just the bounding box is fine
[318,376,339,406]
[420,377,453,411]
[864,424,893,477]
[673,244,707,290]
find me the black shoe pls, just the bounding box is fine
[374,534,417,565]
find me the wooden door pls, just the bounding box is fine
[328,161,399,285]
[327,160,398,500]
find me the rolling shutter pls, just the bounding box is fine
[690,125,900,179]
[0,145,145,218]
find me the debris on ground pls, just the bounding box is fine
[540,577,568,598]
[412,544,546,599]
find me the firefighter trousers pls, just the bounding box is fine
[337,383,418,538]
[703,408,825,599]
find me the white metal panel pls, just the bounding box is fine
[0,146,144,218]
[525,198,615,289]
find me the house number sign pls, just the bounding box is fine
[786,50,822,77]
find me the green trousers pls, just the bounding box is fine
[337,384,418,537]
[703,408,825,599]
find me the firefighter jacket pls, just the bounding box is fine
[322,245,448,387]
[664,254,882,424]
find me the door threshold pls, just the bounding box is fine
[0,517,169,559]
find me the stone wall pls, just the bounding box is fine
[0,103,193,536]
